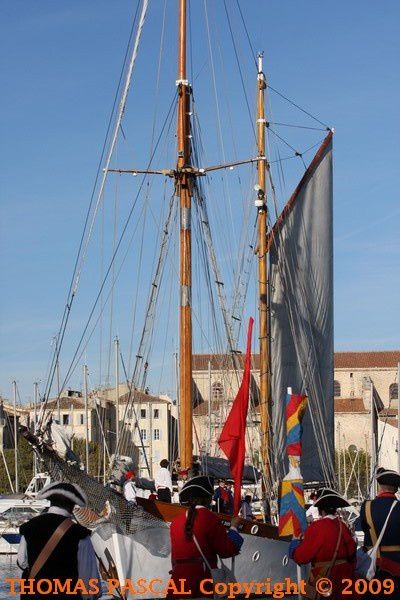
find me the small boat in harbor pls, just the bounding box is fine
[0,473,49,554]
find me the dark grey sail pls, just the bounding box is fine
[269,132,335,485]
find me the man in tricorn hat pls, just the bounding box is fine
[17,481,100,600]
[168,475,243,599]
[360,467,400,596]
[289,488,357,600]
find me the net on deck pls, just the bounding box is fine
[37,444,168,539]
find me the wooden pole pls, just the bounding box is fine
[12,380,19,493]
[33,382,38,480]
[397,363,400,473]
[115,336,120,453]
[255,53,270,481]
[83,364,89,473]
[370,381,377,498]
[177,0,193,470]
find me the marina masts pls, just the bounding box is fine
[177,0,193,470]
[255,53,270,480]
[12,380,19,493]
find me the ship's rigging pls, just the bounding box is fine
[34,0,336,494]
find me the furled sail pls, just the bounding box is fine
[269,131,334,485]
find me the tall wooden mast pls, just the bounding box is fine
[177,0,193,470]
[255,53,270,480]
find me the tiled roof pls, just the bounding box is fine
[193,400,221,416]
[46,397,85,409]
[334,351,400,369]
[334,397,367,413]
[193,351,400,371]
[118,390,170,405]
[192,354,259,371]
[381,417,399,429]
[380,407,399,417]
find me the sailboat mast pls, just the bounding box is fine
[177,0,193,470]
[255,53,270,479]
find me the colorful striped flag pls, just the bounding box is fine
[278,391,308,537]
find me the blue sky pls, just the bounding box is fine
[1,0,399,403]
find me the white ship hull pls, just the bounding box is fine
[91,522,302,598]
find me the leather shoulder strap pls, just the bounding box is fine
[29,518,74,579]
[365,500,378,546]
[327,519,343,574]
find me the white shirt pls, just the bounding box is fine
[123,480,137,503]
[306,504,320,522]
[17,506,100,597]
[155,466,172,491]
[240,501,253,519]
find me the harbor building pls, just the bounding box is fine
[192,351,400,461]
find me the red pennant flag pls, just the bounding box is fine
[218,317,254,515]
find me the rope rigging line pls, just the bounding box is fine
[203,0,237,245]
[105,175,120,386]
[222,0,256,143]
[119,351,151,476]
[115,193,177,460]
[267,121,328,132]
[37,90,178,432]
[266,83,330,129]
[48,197,152,415]
[234,0,258,69]
[40,0,149,409]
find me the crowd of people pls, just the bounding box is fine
[17,462,400,600]
[122,459,257,519]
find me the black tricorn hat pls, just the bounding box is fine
[313,487,350,510]
[37,482,87,507]
[376,468,400,488]
[179,475,214,502]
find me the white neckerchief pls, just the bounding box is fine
[48,506,73,517]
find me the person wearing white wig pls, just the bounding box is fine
[17,481,100,600]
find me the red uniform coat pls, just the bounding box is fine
[168,506,239,599]
[293,516,357,600]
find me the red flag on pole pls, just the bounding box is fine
[218,317,254,515]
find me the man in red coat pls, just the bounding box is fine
[168,475,243,599]
[289,488,357,600]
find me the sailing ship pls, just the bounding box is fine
[21,0,336,594]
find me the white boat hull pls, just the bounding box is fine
[92,522,302,598]
[0,529,20,555]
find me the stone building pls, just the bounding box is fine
[192,350,400,461]
[27,386,178,478]
[27,389,116,452]
[333,351,400,408]
[116,390,178,478]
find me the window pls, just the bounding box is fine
[140,409,146,419]
[127,409,133,419]
[350,372,353,378]
[62,414,69,426]
[211,381,224,401]
[154,429,160,441]
[79,414,84,425]
[333,380,341,397]
[140,429,147,441]
[154,409,159,419]
[389,383,398,400]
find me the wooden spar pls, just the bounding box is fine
[255,54,270,482]
[177,0,193,470]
